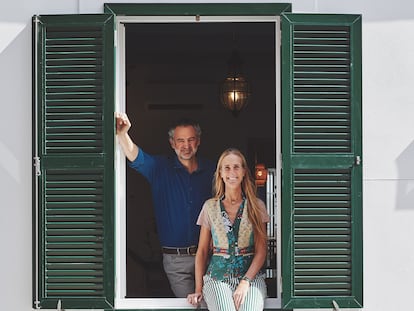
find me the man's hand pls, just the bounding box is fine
[115,112,131,136]
[114,112,138,161]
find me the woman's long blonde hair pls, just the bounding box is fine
[213,148,267,242]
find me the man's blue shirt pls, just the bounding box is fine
[129,149,215,247]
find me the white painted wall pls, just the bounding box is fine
[1,0,414,310]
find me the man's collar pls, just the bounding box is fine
[173,155,202,172]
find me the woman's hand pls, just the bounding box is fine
[187,292,203,306]
[233,279,250,310]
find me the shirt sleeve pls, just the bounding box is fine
[128,148,157,182]
[257,198,270,223]
[196,202,211,229]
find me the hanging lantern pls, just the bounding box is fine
[220,50,250,116]
[255,163,268,187]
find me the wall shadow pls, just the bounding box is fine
[396,140,414,210]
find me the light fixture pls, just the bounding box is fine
[220,50,250,116]
[255,163,268,187]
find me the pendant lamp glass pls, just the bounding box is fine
[220,50,250,116]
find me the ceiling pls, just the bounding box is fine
[125,22,275,62]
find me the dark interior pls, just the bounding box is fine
[124,21,277,298]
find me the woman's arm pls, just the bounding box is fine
[243,222,267,281]
[187,226,211,306]
[233,222,267,310]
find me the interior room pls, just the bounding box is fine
[123,21,277,297]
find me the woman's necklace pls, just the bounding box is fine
[225,195,242,205]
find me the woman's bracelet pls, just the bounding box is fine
[241,275,252,284]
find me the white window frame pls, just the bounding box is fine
[114,15,282,310]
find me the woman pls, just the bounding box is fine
[187,148,269,311]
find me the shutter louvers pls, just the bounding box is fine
[45,169,104,297]
[293,25,351,153]
[281,14,362,309]
[45,27,104,154]
[34,15,114,309]
[294,169,352,297]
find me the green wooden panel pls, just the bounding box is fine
[104,3,292,16]
[281,13,362,309]
[33,14,115,309]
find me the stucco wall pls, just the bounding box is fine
[1,0,414,310]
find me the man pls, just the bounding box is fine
[115,112,215,297]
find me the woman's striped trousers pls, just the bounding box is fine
[202,274,267,311]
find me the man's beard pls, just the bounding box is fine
[176,147,197,160]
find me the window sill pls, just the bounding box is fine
[115,297,281,309]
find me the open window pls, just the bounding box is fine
[114,11,282,310]
[33,3,362,310]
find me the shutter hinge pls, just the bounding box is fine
[34,300,40,309]
[279,28,282,47]
[33,156,41,176]
[279,153,282,170]
[279,276,282,293]
[114,29,117,48]
[355,155,361,166]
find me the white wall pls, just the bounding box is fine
[1,0,414,310]
[362,15,414,310]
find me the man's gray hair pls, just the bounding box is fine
[168,118,202,140]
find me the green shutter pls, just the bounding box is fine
[281,14,362,309]
[32,14,115,309]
